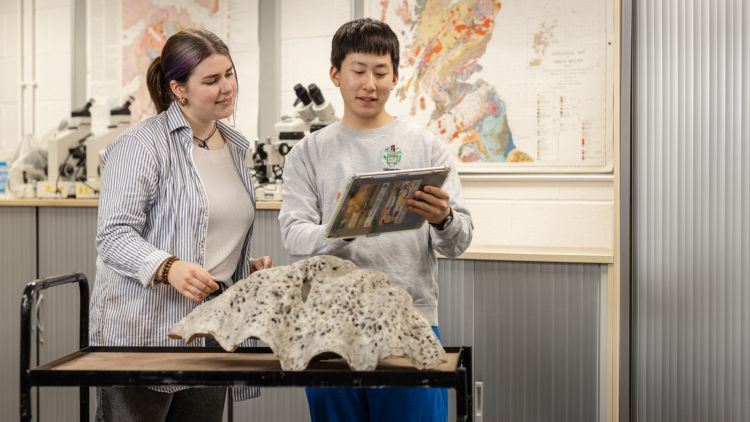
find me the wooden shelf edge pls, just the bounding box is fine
[444,247,614,264]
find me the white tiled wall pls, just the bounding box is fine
[34,0,72,137]
[0,0,21,161]
[463,179,614,251]
[278,0,351,119]
[0,0,72,162]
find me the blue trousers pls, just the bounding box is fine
[305,326,448,422]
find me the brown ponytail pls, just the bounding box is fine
[146,56,172,114]
[146,29,236,114]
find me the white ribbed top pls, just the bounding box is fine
[192,143,254,282]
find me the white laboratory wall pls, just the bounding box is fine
[34,0,72,137]
[0,0,21,162]
[463,179,614,252]
[278,0,351,120]
[0,0,72,162]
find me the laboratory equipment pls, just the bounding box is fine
[308,83,337,132]
[253,84,338,201]
[0,161,8,195]
[4,132,47,198]
[37,99,95,198]
[76,96,134,198]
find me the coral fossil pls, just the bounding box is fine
[169,255,447,371]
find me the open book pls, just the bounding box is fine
[324,166,450,239]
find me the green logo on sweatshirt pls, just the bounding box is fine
[383,145,402,168]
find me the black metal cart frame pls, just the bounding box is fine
[20,273,473,421]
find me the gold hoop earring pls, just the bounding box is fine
[178,97,189,107]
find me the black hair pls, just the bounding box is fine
[146,28,236,113]
[331,18,400,76]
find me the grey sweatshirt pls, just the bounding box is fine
[278,119,473,325]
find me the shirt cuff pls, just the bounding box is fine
[326,237,354,252]
[139,249,173,288]
[430,212,461,240]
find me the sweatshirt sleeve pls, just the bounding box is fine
[428,135,474,258]
[95,134,170,287]
[278,141,350,258]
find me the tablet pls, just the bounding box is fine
[324,166,451,239]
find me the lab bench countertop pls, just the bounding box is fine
[0,197,283,210]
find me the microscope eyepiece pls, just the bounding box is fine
[293,84,312,105]
[307,83,325,106]
[72,98,96,117]
[111,96,135,116]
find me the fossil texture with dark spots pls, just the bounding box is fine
[169,255,447,371]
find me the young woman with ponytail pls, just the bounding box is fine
[90,28,271,421]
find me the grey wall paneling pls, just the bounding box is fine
[234,387,310,422]
[0,207,37,422]
[474,261,602,422]
[633,0,750,421]
[437,258,475,421]
[248,208,294,267]
[36,207,98,422]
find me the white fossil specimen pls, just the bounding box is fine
[169,255,447,371]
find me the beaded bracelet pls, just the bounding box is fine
[157,256,179,284]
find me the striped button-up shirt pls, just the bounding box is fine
[90,102,258,398]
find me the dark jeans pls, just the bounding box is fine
[95,385,226,422]
[95,285,229,421]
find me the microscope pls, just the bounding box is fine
[37,99,95,198]
[307,83,337,132]
[76,96,134,198]
[252,83,337,201]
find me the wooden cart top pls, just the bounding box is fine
[45,348,461,373]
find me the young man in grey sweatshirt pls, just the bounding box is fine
[278,18,473,422]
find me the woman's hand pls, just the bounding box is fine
[250,256,273,272]
[167,261,220,302]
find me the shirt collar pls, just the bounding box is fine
[165,101,248,150]
[216,120,248,150]
[165,101,191,135]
